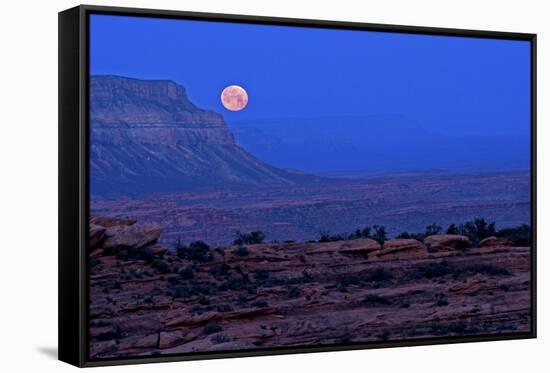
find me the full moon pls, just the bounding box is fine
[221,85,248,111]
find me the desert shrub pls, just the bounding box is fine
[286,285,301,298]
[95,326,123,341]
[349,229,363,240]
[425,223,443,236]
[447,321,467,333]
[286,270,313,285]
[339,275,361,288]
[209,263,230,277]
[496,224,531,246]
[171,285,192,299]
[318,229,346,242]
[365,268,393,282]
[224,274,247,291]
[198,296,210,306]
[235,293,249,306]
[376,331,391,340]
[418,261,455,279]
[462,263,511,276]
[211,334,231,344]
[179,266,194,280]
[362,294,391,306]
[446,224,459,234]
[396,231,424,241]
[435,293,449,307]
[431,321,467,335]
[233,230,265,245]
[458,218,496,243]
[361,226,372,238]
[151,259,171,274]
[371,225,387,244]
[216,304,234,312]
[338,333,353,343]
[301,270,314,283]
[254,269,270,281]
[252,300,269,308]
[233,246,250,257]
[397,224,442,241]
[204,322,222,334]
[176,241,213,262]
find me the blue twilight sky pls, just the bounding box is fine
[90,15,531,137]
[90,14,532,179]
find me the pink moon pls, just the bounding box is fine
[221,85,248,111]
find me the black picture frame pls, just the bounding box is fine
[59,4,537,367]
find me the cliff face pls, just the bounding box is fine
[90,75,316,194]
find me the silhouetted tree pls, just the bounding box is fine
[458,218,496,243]
[446,224,458,234]
[372,225,387,244]
[425,223,442,237]
[361,226,372,238]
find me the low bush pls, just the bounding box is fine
[462,263,511,276]
[151,259,171,274]
[203,322,222,334]
[362,294,391,306]
[417,261,455,279]
[211,334,231,344]
[179,266,194,280]
[365,268,393,283]
[233,230,265,245]
[176,241,213,262]
[233,246,250,257]
[496,224,531,246]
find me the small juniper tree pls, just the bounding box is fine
[372,225,387,244]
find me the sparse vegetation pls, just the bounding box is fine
[203,322,222,334]
[286,285,301,298]
[371,225,387,244]
[457,218,496,244]
[397,223,442,241]
[216,304,234,312]
[417,261,510,279]
[211,334,231,344]
[362,294,391,306]
[254,269,270,281]
[337,275,362,292]
[179,266,194,280]
[233,230,265,245]
[151,259,171,274]
[252,300,269,308]
[418,261,455,279]
[176,240,213,262]
[232,246,250,257]
[496,224,531,246]
[463,263,511,276]
[446,224,459,234]
[435,293,449,307]
[365,268,393,283]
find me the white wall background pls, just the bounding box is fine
[0,0,546,371]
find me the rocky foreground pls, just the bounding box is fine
[89,217,531,359]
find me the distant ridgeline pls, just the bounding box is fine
[89,75,319,195]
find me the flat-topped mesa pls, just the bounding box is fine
[90,75,233,146]
[89,75,318,194]
[91,75,226,127]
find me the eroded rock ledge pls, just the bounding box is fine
[89,217,531,358]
